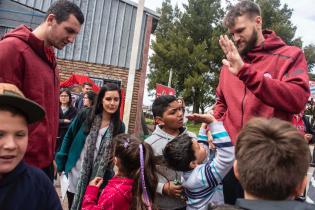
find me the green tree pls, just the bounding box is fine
[149,0,224,113]
[256,0,314,68]
[304,44,315,71]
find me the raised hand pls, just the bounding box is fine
[163,181,183,198]
[186,113,216,124]
[219,35,244,75]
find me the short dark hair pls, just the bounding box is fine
[224,0,261,28]
[0,105,27,123]
[82,82,93,87]
[46,0,84,25]
[236,118,310,200]
[152,95,177,118]
[163,134,195,172]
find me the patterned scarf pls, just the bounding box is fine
[71,114,114,210]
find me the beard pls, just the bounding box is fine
[237,28,258,56]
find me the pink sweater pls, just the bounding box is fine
[82,177,134,210]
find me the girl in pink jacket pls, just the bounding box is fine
[82,134,158,210]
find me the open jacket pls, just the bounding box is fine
[0,25,59,168]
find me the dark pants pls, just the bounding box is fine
[41,162,54,182]
[223,168,244,204]
[67,191,75,210]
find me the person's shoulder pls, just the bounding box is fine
[276,44,304,58]
[26,164,52,184]
[145,132,164,145]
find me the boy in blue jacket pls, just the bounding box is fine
[163,113,234,209]
[0,90,62,210]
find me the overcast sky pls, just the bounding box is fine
[130,0,315,105]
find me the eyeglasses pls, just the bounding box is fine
[60,95,69,97]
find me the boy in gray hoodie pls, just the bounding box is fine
[145,95,194,210]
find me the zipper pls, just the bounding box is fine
[241,56,250,128]
[241,87,246,128]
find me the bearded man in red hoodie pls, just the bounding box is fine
[0,0,84,180]
[214,0,310,205]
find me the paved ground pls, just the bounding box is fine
[54,175,68,210]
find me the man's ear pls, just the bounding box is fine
[255,16,262,29]
[46,14,56,26]
[189,160,198,169]
[292,176,308,198]
[233,160,240,180]
[155,116,165,126]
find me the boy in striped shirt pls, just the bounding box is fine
[163,114,234,210]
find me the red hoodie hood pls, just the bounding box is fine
[245,30,286,60]
[2,25,56,68]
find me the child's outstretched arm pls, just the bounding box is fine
[189,114,234,186]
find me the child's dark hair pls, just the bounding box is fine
[152,95,177,118]
[0,106,27,122]
[113,134,158,210]
[163,134,196,172]
[236,117,311,200]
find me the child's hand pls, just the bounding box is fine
[304,134,313,143]
[89,177,103,187]
[163,181,183,198]
[187,113,216,124]
[207,130,216,150]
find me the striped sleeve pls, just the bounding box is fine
[207,121,234,182]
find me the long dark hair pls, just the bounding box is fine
[84,90,96,107]
[85,83,123,136]
[113,134,158,210]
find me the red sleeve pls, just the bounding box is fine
[237,50,310,114]
[82,186,114,210]
[0,38,24,89]
[214,69,227,120]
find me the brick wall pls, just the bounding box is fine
[57,59,141,133]
[57,15,154,135]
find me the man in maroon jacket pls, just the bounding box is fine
[0,0,84,180]
[214,0,310,205]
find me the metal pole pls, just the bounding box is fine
[123,0,145,133]
[168,68,173,87]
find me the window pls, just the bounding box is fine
[90,77,121,88]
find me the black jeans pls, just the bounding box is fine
[223,168,244,204]
[67,191,75,210]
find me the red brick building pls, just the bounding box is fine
[0,0,159,134]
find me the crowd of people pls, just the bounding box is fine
[0,0,315,210]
